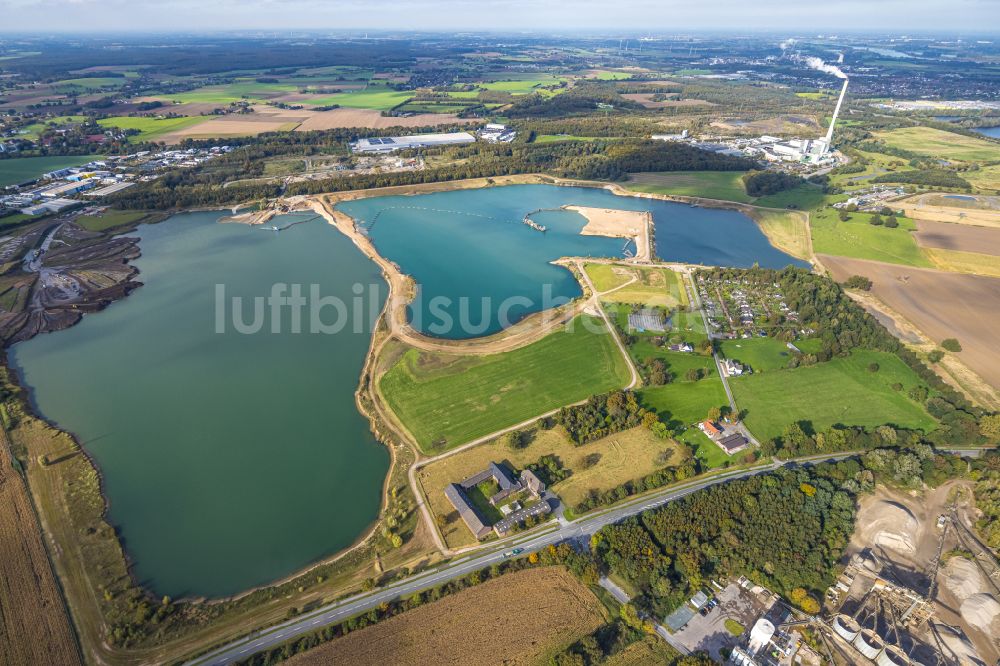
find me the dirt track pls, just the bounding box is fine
[822,254,1000,389]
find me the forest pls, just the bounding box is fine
[741,170,804,196]
[109,137,752,210]
[557,390,660,445]
[594,466,856,618]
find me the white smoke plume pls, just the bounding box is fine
[804,56,847,79]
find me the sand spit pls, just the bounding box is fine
[565,205,652,261]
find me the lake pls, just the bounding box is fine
[10,211,390,598]
[10,184,806,598]
[973,126,1000,139]
[337,184,807,339]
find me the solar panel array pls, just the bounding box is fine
[365,137,397,145]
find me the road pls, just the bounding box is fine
[186,454,851,666]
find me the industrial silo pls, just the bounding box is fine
[876,645,910,666]
[748,618,776,656]
[833,614,861,642]
[853,629,884,660]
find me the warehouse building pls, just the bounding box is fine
[351,131,476,153]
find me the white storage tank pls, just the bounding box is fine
[876,645,910,666]
[833,614,861,642]
[853,629,884,659]
[748,618,776,655]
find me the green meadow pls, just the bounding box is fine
[720,337,798,373]
[97,116,208,141]
[731,350,937,441]
[639,376,729,427]
[810,207,932,267]
[625,171,753,203]
[379,315,631,454]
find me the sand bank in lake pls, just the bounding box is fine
[565,205,652,261]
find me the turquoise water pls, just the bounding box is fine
[10,212,389,598]
[337,184,807,338]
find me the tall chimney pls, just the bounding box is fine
[824,79,849,149]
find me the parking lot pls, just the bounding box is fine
[671,583,768,660]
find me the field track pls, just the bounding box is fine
[0,426,81,666]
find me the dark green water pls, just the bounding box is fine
[338,184,807,339]
[10,212,389,598]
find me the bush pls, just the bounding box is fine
[843,275,872,291]
[941,338,962,352]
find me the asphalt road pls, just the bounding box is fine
[185,455,853,666]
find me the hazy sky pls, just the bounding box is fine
[2,0,999,33]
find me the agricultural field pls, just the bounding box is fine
[301,89,413,110]
[639,375,729,428]
[913,219,1000,256]
[875,127,1000,162]
[96,115,209,142]
[810,207,933,267]
[0,431,82,666]
[924,248,1000,278]
[420,425,682,545]
[479,77,567,94]
[822,254,1000,390]
[625,171,754,203]
[731,350,938,442]
[294,107,470,130]
[285,567,608,666]
[53,76,132,90]
[720,337,803,373]
[0,155,100,187]
[379,316,631,453]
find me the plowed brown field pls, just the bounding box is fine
[286,567,606,666]
[822,254,1000,389]
[0,429,80,666]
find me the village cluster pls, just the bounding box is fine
[698,275,803,341]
